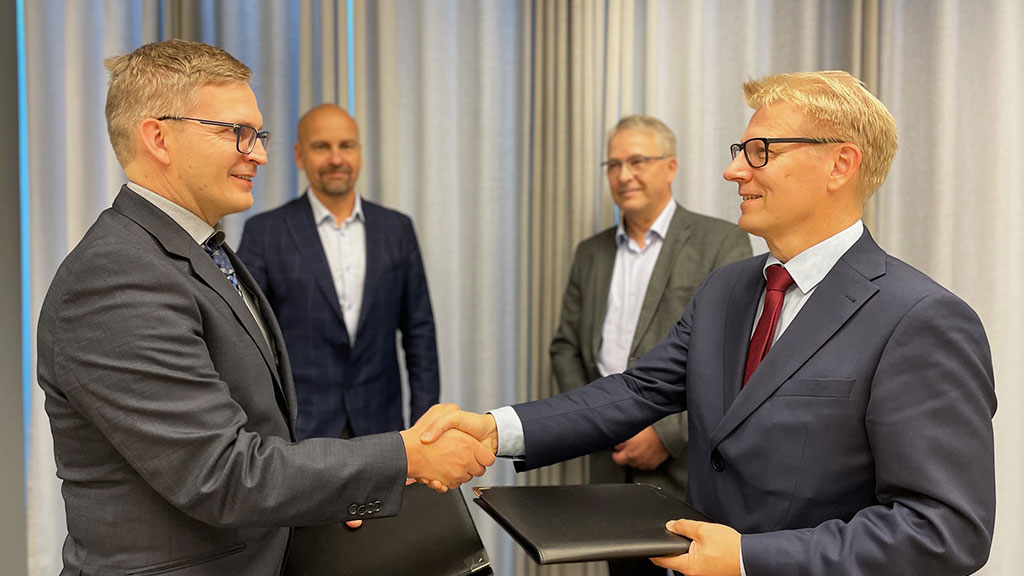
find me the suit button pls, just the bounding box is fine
[356,504,367,516]
[711,450,725,472]
[373,501,383,513]
[347,504,358,515]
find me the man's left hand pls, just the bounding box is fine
[611,426,669,469]
[650,518,741,576]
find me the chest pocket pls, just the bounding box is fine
[775,378,854,398]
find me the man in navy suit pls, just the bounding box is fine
[421,71,996,575]
[239,104,439,440]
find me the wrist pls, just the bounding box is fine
[399,429,423,478]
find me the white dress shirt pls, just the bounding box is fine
[597,200,676,376]
[308,191,366,344]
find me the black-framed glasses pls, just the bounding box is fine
[158,116,270,154]
[730,137,843,168]
[601,155,668,175]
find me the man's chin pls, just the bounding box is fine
[320,185,355,197]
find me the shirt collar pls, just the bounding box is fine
[763,220,864,294]
[126,181,216,245]
[308,189,364,227]
[615,200,677,247]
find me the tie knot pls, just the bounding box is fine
[765,264,794,292]
[203,231,226,255]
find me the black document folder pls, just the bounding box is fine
[473,483,712,565]
[284,483,491,576]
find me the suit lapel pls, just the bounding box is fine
[191,245,278,379]
[709,234,884,449]
[720,257,768,410]
[356,201,382,340]
[589,232,617,361]
[285,195,348,332]
[225,246,295,425]
[631,205,690,356]
[112,187,293,423]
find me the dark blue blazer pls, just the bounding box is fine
[238,194,439,439]
[513,229,996,576]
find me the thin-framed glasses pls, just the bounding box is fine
[158,116,270,154]
[730,137,843,168]
[601,155,668,176]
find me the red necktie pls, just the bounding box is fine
[743,265,794,385]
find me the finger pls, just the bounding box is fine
[611,450,628,466]
[345,520,363,529]
[467,459,486,478]
[429,480,447,493]
[649,553,686,571]
[405,477,416,486]
[420,411,462,443]
[666,518,702,537]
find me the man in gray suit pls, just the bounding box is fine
[550,116,750,575]
[422,71,996,575]
[35,40,491,576]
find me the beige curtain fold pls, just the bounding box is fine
[22,3,1023,576]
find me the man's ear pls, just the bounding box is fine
[294,142,303,170]
[665,155,679,184]
[138,118,173,166]
[827,143,862,192]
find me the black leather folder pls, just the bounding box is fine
[473,483,712,565]
[284,483,491,576]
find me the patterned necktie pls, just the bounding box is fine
[203,231,243,298]
[743,264,794,385]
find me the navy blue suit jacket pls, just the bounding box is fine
[513,229,996,575]
[238,194,439,439]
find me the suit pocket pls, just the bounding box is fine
[124,543,245,576]
[775,378,854,398]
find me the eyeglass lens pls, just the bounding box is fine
[236,125,269,154]
[605,156,656,175]
[743,139,768,167]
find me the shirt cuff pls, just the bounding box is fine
[488,406,525,458]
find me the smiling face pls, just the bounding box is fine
[607,129,677,224]
[723,102,849,260]
[295,105,362,200]
[167,82,267,225]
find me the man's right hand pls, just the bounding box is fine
[419,408,499,454]
[399,404,496,492]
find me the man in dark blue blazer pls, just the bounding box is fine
[421,71,996,576]
[239,104,439,440]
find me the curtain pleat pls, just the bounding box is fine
[22,3,1022,576]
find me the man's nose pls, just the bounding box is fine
[617,163,637,182]
[247,138,268,165]
[723,153,749,183]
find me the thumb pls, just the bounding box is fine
[420,411,460,443]
[474,440,497,466]
[666,518,701,538]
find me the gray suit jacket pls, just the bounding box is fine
[37,187,408,576]
[549,204,751,496]
[521,229,996,575]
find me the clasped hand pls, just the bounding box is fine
[399,404,498,492]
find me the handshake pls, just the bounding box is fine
[398,404,500,492]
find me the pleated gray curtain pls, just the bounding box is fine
[23,2,1023,576]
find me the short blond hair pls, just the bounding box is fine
[608,114,677,157]
[743,71,898,195]
[104,39,252,166]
